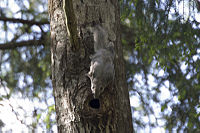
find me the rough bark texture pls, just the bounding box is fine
[48,0,133,132]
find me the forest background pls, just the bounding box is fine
[0,0,200,132]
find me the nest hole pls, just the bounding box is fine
[89,99,100,109]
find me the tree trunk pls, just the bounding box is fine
[48,0,133,132]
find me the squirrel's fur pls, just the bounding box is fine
[87,25,115,98]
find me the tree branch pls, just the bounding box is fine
[0,39,45,50]
[0,17,49,26]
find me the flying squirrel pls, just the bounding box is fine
[87,25,115,98]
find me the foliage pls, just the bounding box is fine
[120,0,200,132]
[0,0,199,132]
[0,0,52,131]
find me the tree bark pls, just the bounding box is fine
[48,0,133,132]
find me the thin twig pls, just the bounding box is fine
[0,39,45,50]
[0,17,49,26]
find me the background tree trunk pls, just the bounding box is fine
[48,0,133,132]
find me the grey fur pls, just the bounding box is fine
[88,26,115,98]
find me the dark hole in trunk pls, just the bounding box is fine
[89,99,100,109]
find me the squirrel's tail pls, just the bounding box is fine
[92,25,108,51]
